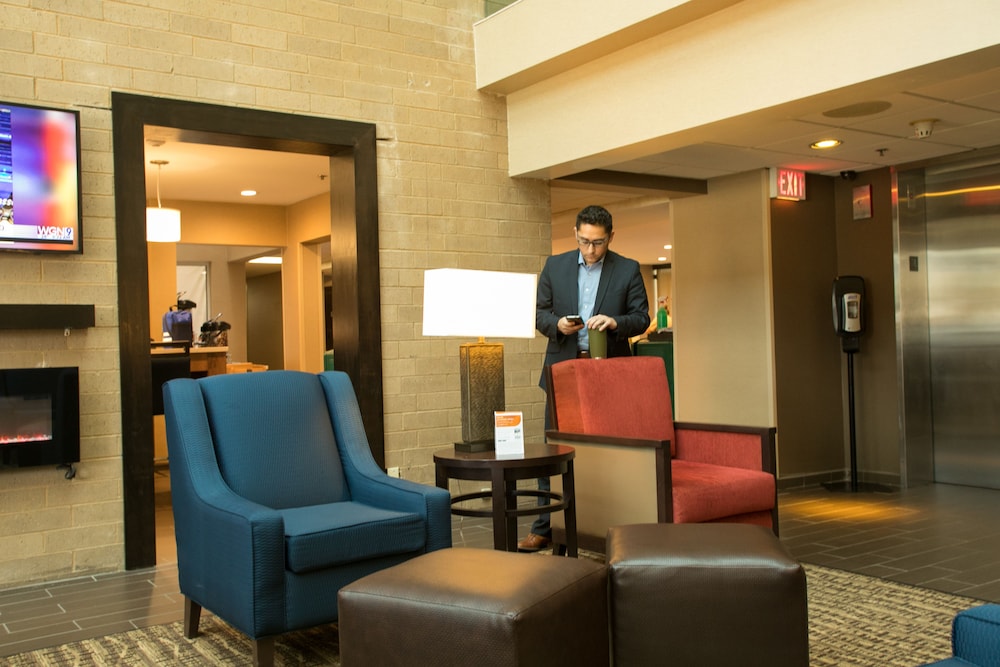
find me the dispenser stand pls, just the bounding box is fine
[823,348,892,493]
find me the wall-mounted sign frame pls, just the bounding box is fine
[852,184,872,220]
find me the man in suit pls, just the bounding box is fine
[518,204,651,552]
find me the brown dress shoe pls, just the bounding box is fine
[517,533,551,552]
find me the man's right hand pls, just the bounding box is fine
[558,316,585,335]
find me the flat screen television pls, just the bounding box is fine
[0,101,83,254]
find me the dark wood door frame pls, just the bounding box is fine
[111,93,384,569]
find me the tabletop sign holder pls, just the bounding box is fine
[494,411,524,458]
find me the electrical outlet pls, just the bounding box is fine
[387,466,400,478]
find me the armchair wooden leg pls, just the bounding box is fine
[183,597,202,638]
[253,636,275,667]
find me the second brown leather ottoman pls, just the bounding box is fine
[607,523,809,667]
[338,547,608,667]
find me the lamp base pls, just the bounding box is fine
[454,440,495,453]
[459,341,505,444]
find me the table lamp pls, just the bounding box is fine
[422,268,537,452]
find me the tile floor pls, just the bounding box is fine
[2,476,999,658]
[778,482,1000,601]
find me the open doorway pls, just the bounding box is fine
[245,255,285,371]
[152,243,291,566]
[112,93,385,569]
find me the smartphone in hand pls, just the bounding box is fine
[566,315,584,326]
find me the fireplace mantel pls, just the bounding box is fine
[0,304,95,330]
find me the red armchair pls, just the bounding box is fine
[545,356,777,553]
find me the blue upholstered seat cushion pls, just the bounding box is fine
[280,501,426,573]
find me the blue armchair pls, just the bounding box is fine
[163,370,452,667]
[922,605,1000,666]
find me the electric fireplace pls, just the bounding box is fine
[0,367,79,473]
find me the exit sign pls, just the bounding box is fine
[770,168,807,201]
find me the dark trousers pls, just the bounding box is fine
[529,477,551,536]
[529,388,553,537]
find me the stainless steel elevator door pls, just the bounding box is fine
[926,161,1000,489]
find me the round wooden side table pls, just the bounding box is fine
[433,443,577,557]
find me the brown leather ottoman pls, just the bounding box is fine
[338,547,608,667]
[607,523,809,667]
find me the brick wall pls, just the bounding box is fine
[0,0,550,588]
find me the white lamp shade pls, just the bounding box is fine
[146,207,181,243]
[422,268,537,339]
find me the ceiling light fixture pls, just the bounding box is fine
[810,139,842,150]
[657,256,667,262]
[248,256,282,265]
[241,190,257,197]
[146,160,181,243]
[663,244,672,250]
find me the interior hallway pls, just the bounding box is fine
[2,479,999,658]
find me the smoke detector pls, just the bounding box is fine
[910,119,938,139]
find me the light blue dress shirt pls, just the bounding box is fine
[577,252,603,350]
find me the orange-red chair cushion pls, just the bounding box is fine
[671,460,775,524]
[550,357,675,453]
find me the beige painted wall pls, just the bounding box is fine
[671,170,776,427]
[147,242,178,340]
[0,0,550,588]
[175,200,287,247]
[475,0,741,92]
[285,194,331,372]
[770,174,845,482]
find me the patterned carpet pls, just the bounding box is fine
[5,564,981,666]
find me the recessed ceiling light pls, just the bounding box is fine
[810,139,842,150]
[663,244,672,250]
[241,189,257,197]
[248,256,282,265]
[657,256,667,262]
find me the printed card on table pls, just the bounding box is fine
[494,411,525,458]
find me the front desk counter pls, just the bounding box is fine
[189,346,228,377]
[151,343,229,378]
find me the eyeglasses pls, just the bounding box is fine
[576,236,608,248]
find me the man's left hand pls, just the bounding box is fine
[587,315,617,331]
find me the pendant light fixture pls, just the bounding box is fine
[146,159,181,243]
